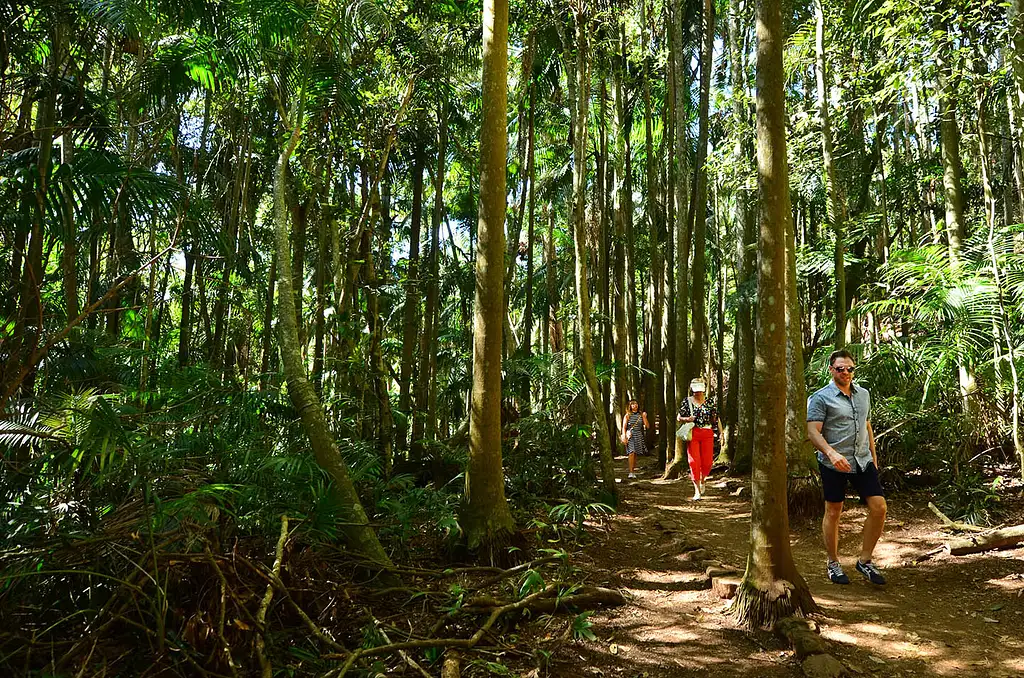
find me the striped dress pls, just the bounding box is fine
[626,412,647,456]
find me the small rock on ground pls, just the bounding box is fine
[802,653,846,678]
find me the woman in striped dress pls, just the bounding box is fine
[620,399,649,479]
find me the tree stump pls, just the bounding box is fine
[712,576,741,599]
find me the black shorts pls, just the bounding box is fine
[818,462,885,504]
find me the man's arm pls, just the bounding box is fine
[808,420,852,472]
[867,420,878,468]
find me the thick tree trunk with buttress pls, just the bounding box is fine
[273,125,392,568]
[463,0,516,553]
[734,0,817,628]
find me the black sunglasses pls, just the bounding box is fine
[831,366,856,374]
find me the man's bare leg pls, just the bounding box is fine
[822,501,844,562]
[859,495,887,563]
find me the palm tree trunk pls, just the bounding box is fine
[814,0,847,350]
[274,121,392,568]
[664,0,693,480]
[398,143,425,449]
[643,0,666,466]
[688,0,715,386]
[521,79,536,414]
[735,0,816,626]
[464,0,516,552]
[571,7,618,502]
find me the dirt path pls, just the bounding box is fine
[557,459,1024,678]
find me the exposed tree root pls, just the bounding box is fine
[662,455,687,480]
[733,577,818,629]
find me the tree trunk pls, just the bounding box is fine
[664,0,693,480]
[521,79,536,414]
[259,255,277,391]
[413,101,447,455]
[612,45,629,426]
[1009,0,1024,211]
[14,23,62,398]
[814,0,847,351]
[571,8,618,502]
[620,26,639,400]
[399,142,425,449]
[364,191,395,478]
[734,0,817,627]
[728,0,755,476]
[643,0,667,467]
[688,0,715,387]
[273,121,392,568]
[936,25,977,418]
[785,182,821,520]
[463,0,516,552]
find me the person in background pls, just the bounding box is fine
[620,399,649,479]
[807,349,887,586]
[677,377,721,500]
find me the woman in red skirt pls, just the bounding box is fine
[677,377,721,500]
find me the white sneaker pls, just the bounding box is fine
[699,481,706,494]
[692,491,702,500]
[628,473,637,479]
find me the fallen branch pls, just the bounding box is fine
[915,545,947,562]
[463,586,626,614]
[928,502,987,533]
[947,524,1024,556]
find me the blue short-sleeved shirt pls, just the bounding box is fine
[807,381,873,473]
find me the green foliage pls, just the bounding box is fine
[571,611,598,641]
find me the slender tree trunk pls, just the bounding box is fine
[364,191,395,478]
[14,24,62,398]
[521,79,536,414]
[814,0,847,350]
[936,26,977,417]
[734,0,816,626]
[785,182,821,519]
[571,8,618,501]
[643,0,666,466]
[664,0,693,480]
[688,0,715,387]
[620,26,639,399]
[399,143,425,449]
[463,0,516,552]
[663,0,678,476]
[60,135,79,322]
[728,0,755,476]
[259,255,277,391]
[1009,0,1024,210]
[413,101,447,454]
[274,120,392,568]
[612,46,629,425]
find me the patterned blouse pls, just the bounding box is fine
[678,397,718,428]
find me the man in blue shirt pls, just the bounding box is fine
[807,349,887,586]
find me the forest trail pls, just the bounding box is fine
[561,459,1024,678]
